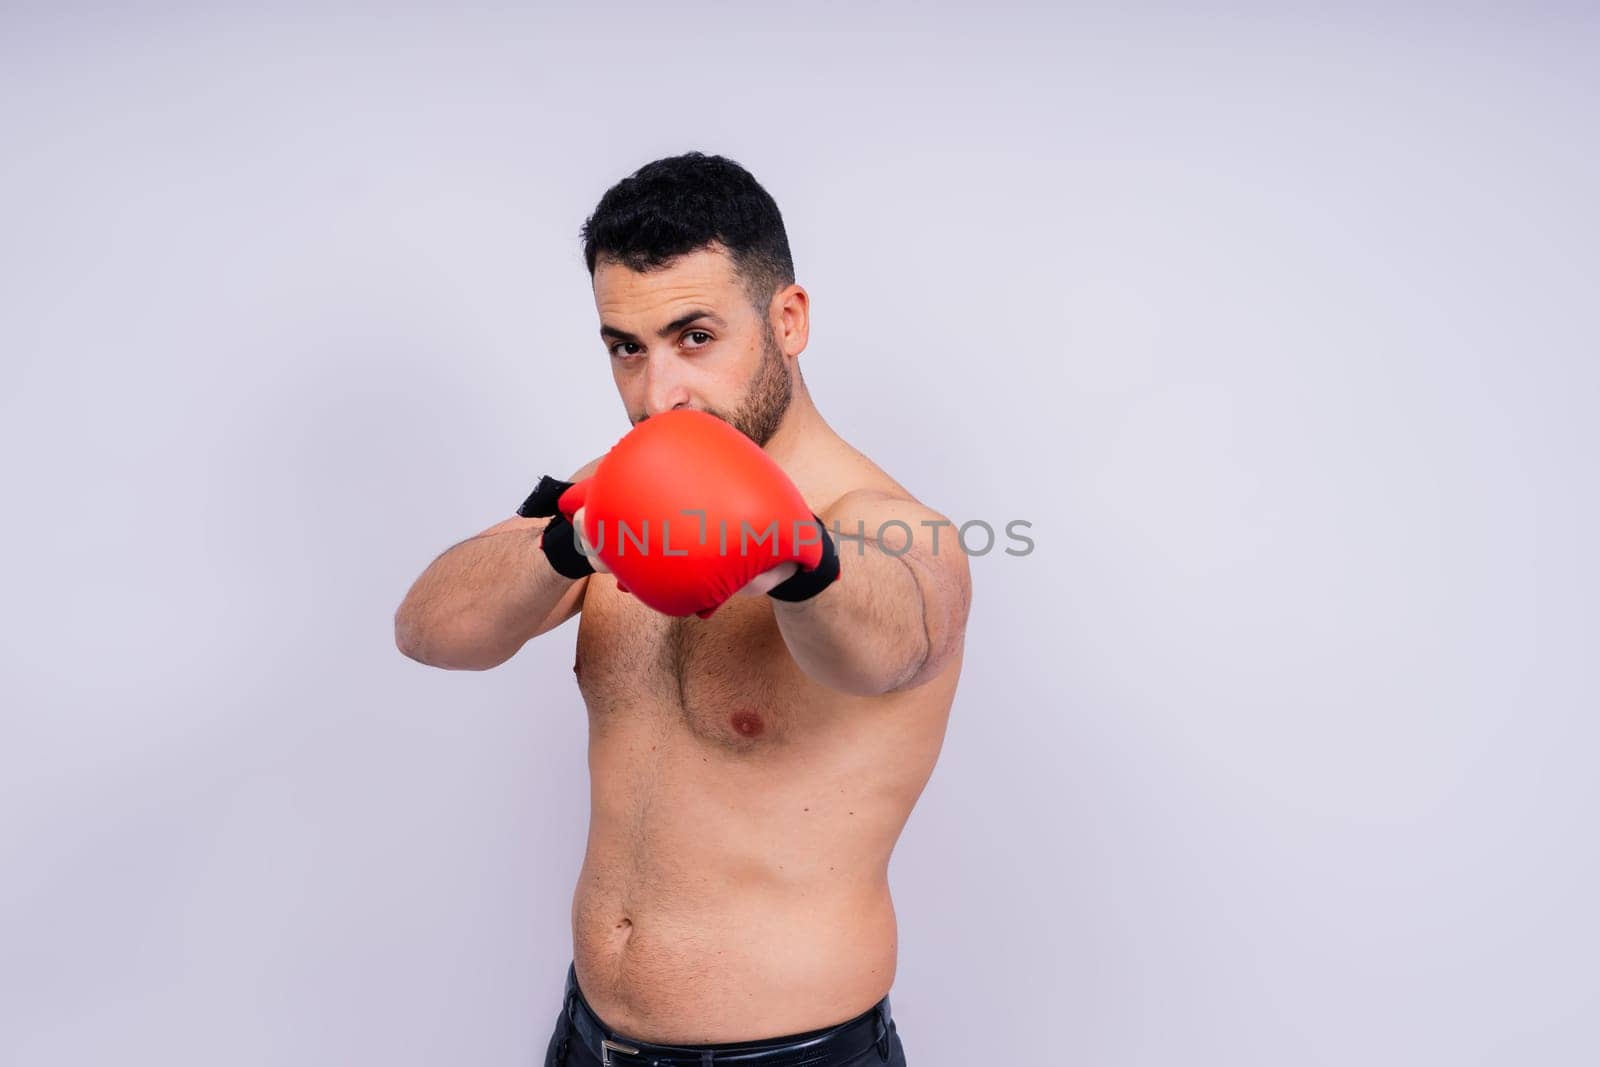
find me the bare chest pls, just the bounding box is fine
[574,580,813,752]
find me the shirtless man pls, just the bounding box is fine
[394,152,971,1066]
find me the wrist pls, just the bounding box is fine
[767,515,841,604]
[519,475,595,580]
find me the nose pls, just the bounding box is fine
[641,352,693,419]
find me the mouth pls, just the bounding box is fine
[637,406,723,426]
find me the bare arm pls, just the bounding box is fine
[771,489,972,696]
[393,459,599,671]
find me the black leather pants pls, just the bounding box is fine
[543,962,908,1066]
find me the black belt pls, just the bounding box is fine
[561,964,895,1066]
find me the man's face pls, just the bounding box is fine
[593,244,796,447]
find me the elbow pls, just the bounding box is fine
[394,605,435,665]
[387,607,444,668]
[393,606,511,672]
[393,598,435,661]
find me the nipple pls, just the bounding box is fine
[730,709,765,738]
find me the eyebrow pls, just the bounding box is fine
[599,308,726,344]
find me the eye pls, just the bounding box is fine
[684,330,712,349]
[609,342,643,359]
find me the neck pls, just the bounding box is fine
[760,385,838,486]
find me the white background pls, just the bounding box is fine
[2,4,1597,1064]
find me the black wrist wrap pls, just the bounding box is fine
[517,475,595,580]
[767,514,842,603]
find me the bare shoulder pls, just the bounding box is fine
[810,435,918,507]
[570,454,604,482]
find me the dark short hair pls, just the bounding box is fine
[580,151,795,314]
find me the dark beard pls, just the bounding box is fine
[707,323,793,447]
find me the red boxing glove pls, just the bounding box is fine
[563,409,830,618]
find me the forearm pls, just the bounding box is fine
[772,542,930,696]
[394,519,580,671]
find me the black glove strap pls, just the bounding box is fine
[517,475,571,519]
[768,515,842,603]
[518,476,595,581]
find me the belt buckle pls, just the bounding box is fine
[600,1037,641,1065]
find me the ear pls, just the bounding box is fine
[774,284,810,359]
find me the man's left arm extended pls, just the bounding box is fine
[769,489,972,696]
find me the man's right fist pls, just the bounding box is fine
[560,409,836,619]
